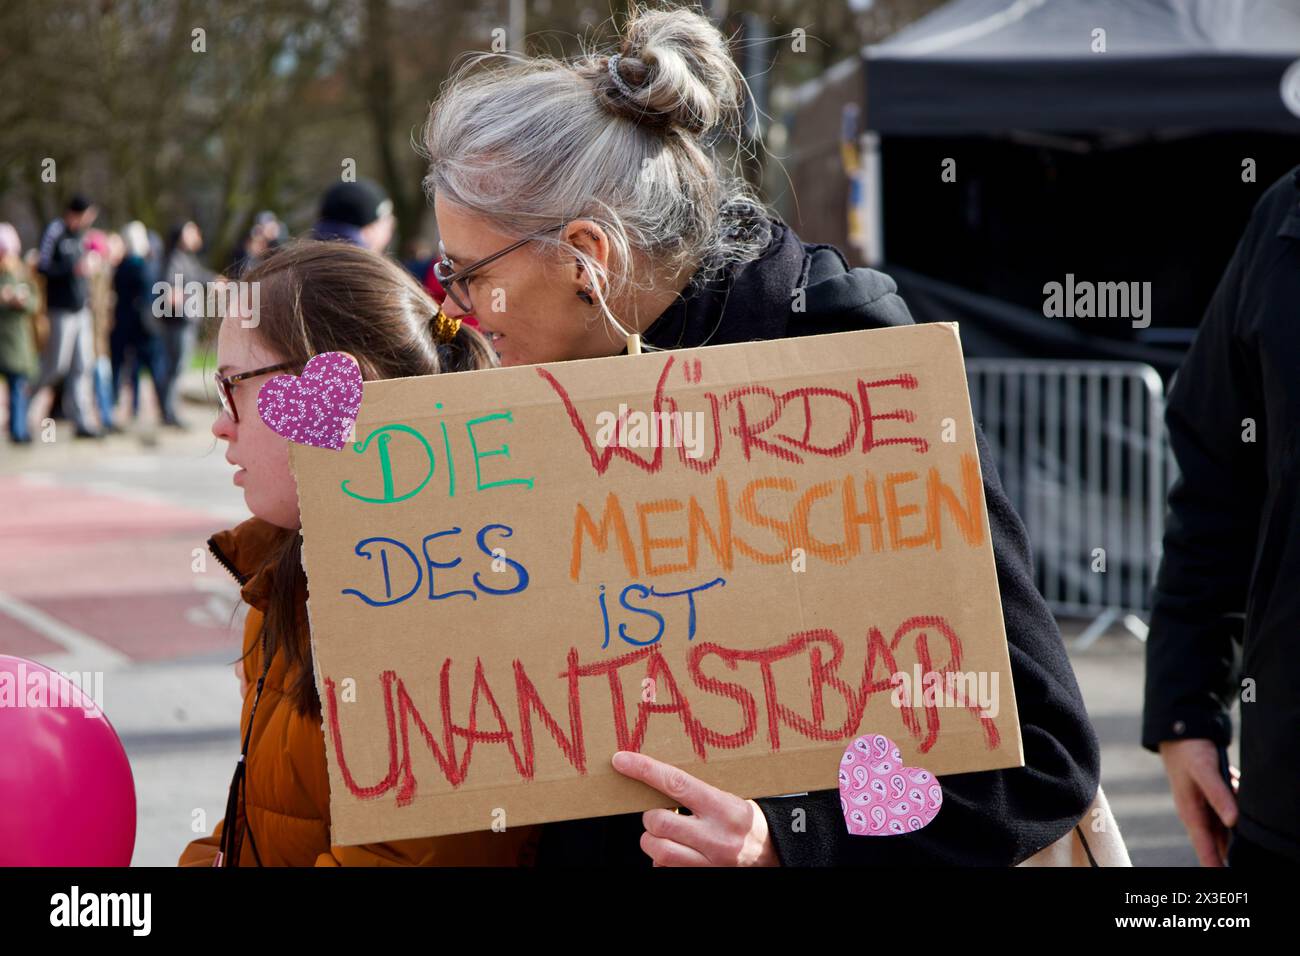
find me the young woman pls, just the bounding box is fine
[420,3,1101,865]
[179,240,540,866]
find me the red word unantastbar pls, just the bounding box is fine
[322,615,1001,808]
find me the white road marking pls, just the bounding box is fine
[0,589,130,669]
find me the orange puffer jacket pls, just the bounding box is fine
[179,516,540,866]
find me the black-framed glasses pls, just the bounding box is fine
[432,222,567,314]
[214,362,296,423]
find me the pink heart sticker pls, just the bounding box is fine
[256,352,363,451]
[838,733,942,836]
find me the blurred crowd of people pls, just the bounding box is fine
[0,177,452,445]
[0,195,276,441]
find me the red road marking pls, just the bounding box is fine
[0,477,244,663]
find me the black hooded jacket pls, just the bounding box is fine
[1142,167,1300,862]
[535,215,1101,865]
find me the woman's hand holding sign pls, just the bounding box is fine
[611,751,780,866]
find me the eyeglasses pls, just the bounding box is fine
[214,362,296,423]
[432,222,567,314]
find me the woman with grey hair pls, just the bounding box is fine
[422,2,1099,867]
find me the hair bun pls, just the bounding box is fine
[591,7,745,138]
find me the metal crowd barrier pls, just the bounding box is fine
[964,360,1178,649]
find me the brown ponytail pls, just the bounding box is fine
[436,318,498,374]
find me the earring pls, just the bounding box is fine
[575,259,595,305]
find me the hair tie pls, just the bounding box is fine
[607,53,638,99]
[431,307,461,343]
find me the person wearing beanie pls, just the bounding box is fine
[311,179,396,254]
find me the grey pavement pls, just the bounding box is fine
[4,371,246,866]
[1063,625,1236,866]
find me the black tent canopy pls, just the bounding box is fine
[866,0,1300,134]
[806,0,1300,375]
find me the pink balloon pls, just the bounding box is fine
[0,655,136,865]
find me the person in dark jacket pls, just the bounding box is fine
[1143,165,1300,868]
[29,193,99,437]
[420,5,1100,865]
[109,221,167,423]
[158,220,216,428]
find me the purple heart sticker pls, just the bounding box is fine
[256,352,363,451]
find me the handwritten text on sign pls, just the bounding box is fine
[290,324,1023,845]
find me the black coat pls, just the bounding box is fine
[111,255,157,340]
[536,216,1101,865]
[1142,166,1300,862]
[37,219,88,312]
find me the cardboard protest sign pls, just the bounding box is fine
[289,323,1023,845]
